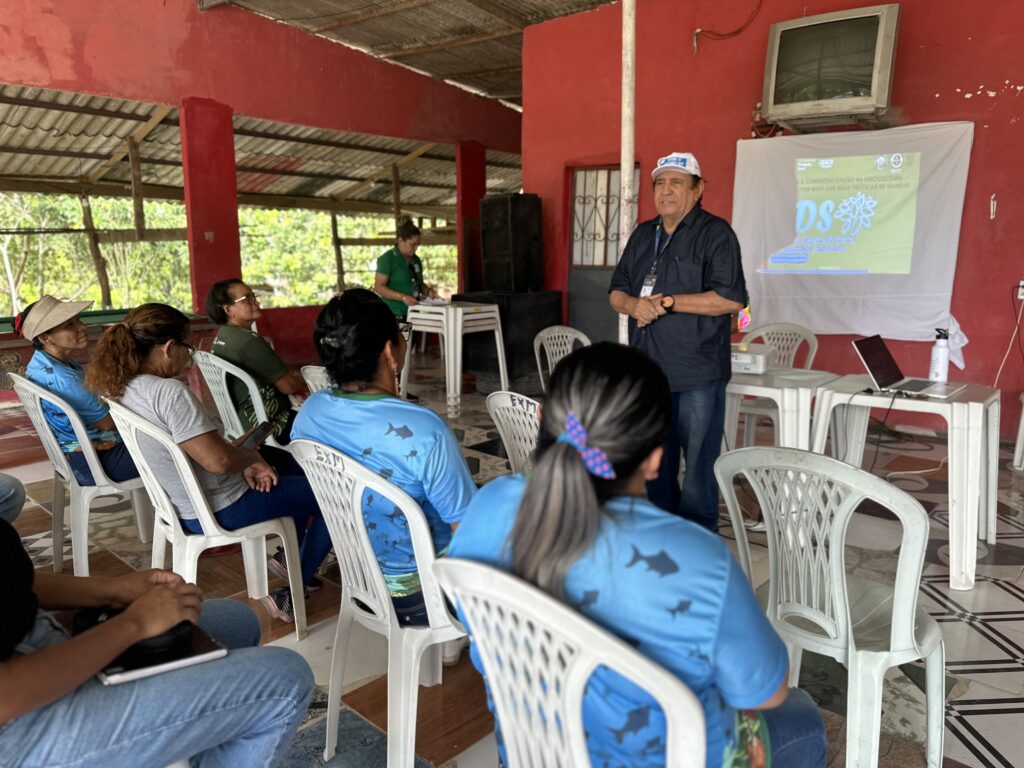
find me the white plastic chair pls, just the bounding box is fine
[533,325,591,392]
[485,391,540,474]
[301,364,332,394]
[432,559,706,768]
[738,323,818,447]
[191,350,287,450]
[290,439,465,766]
[716,447,944,768]
[1013,392,1024,471]
[107,400,307,641]
[8,372,153,576]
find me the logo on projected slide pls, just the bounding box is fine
[890,153,904,170]
[874,155,888,170]
[795,192,877,236]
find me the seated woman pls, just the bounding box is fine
[16,296,138,486]
[291,289,475,629]
[86,303,331,623]
[0,517,313,766]
[449,343,827,768]
[205,279,305,474]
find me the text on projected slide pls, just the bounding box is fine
[764,152,920,275]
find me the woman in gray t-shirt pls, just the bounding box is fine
[87,303,331,624]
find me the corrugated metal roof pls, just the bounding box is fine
[0,84,521,213]
[228,0,616,104]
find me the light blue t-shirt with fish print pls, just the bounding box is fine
[291,390,476,596]
[449,474,788,768]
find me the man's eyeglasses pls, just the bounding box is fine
[230,292,259,306]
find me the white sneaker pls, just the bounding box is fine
[442,637,469,666]
[744,518,767,533]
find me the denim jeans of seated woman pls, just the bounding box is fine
[0,599,315,768]
[66,442,139,487]
[181,475,331,586]
[0,473,26,524]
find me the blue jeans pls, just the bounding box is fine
[762,688,828,766]
[67,443,139,487]
[647,383,727,532]
[0,600,315,767]
[182,476,331,586]
[0,472,26,523]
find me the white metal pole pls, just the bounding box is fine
[618,0,636,344]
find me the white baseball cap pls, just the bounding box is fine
[651,152,702,180]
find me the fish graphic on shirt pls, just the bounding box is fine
[606,706,651,744]
[626,545,679,577]
[668,599,692,618]
[386,423,413,439]
[379,467,394,481]
[573,590,600,610]
[361,447,373,460]
[405,449,418,459]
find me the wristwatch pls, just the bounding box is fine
[660,295,675,313]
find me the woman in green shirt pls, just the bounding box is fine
[373,218,433,319]
[205,279,305,464]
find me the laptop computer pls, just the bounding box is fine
[852,335,966,400]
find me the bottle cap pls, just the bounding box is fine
[935,328,949,339]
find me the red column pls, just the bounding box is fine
[455,140,487,293]
[179,97,241,313]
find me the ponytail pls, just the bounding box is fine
[509,343,671,600]
[86,303,190,398]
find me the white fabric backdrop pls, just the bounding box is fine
[732,122,974,347]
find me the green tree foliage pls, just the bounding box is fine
[0,193,457,317]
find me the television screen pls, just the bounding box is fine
[774,17,880,105]
[763,4,899,126]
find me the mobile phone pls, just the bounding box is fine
[238,421,274,450]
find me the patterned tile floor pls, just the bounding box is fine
[6,349,1023,766]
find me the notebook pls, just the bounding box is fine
[852,335,966,400]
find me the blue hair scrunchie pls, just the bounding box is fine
[556,412,617,480]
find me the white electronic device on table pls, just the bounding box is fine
[852,335,966,399]
[731,343,773,374]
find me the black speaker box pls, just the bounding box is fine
[480,193,543,293]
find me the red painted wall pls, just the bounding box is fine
[523,0,1024,437]
[0,0,520,152]
[255,305,321,365]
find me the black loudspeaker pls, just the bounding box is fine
[480,193,543,293]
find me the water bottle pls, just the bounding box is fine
[929,328,950,383]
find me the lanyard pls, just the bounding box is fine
[650,221,674,276]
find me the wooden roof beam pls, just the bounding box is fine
[88,104,174,182]
[332,143,436,201]
[459,0,528,29]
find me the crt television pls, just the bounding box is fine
[762,4,900,127]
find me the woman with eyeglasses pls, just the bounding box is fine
[86,303,331,624]
[205,279,305,454]
[291,289,474,642]
[449,343,827,768]
[15,296,139,486]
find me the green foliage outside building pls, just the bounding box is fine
[0,193,457,317]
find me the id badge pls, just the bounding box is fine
[640,271,657,298]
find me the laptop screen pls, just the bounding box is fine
[852,335,904,388]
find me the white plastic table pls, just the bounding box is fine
[400,302,509,418]
[724,369,840,450]
[810,374,1001,591]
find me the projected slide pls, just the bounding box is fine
[764,152,920,275]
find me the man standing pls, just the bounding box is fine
[609,152,747,532]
